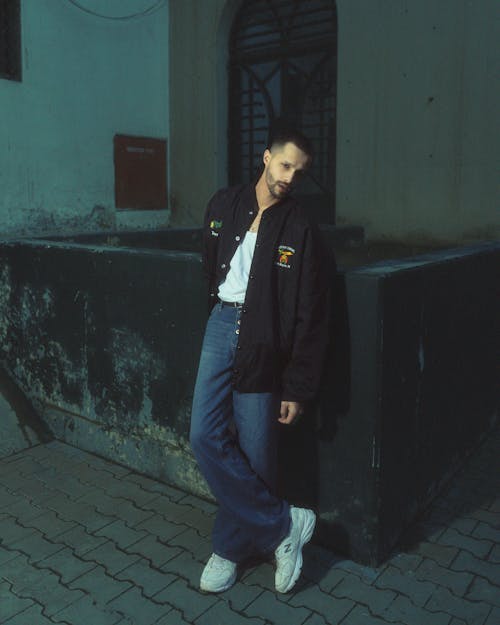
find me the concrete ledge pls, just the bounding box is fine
[31,223,365,257]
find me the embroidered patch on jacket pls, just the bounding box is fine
[275,245,295,269]
[209,219,223,237]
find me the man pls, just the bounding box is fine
[190,126,330,594]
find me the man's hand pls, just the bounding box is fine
[279,400,304,425]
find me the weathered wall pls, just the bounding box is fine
[169,0,499,243]
[0,0,170,236]
[0,241,205,488]
[1,236,498,563]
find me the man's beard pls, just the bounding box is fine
[266,170,291,199]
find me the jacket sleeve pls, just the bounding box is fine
[281,224,333,403]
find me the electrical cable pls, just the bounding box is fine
[65,0,166,21]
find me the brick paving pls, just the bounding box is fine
[0,429,498,625]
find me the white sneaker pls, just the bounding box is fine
[274,506,316,593]
[200,553,237,593]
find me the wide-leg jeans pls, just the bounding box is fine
[190,302,290,563]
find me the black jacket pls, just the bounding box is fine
[202,183,331,403]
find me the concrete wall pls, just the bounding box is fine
[168,0,237,225]
[169,0,499,243]
[0,239,205,488]
[0,0,170,236]
[1,235,497,563]
[3,1,496,242]
[336,0,499,243]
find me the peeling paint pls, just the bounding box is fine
[0,265,12,347]
[142,421,186,450]
[109,327,167,427]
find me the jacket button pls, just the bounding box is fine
[237,345,242,350]
[249,274,254,280]
[235,329,240,335]
[235,235,241,242]
[221,263,226,269]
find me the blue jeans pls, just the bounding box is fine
[190,302,290,563]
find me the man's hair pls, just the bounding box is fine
[267,121,314,161]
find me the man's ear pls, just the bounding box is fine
[263,149,271,165]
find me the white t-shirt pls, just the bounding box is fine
[218,231,257,303]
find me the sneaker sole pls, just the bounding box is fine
[279,510,316,593]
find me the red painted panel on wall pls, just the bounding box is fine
[114,135,167,210]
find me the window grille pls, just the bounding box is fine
[0,0,21,81]
[229,0,337,222]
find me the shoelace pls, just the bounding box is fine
[209,556,230,570]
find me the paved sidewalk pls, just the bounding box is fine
[0,430,498,625]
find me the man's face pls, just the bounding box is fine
[262,142,310,199]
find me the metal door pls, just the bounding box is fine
[229,0,337,222]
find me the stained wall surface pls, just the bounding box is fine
[0,0,170,236]
[0,240,205,489]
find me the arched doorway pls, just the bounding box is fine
[228,0,337,223]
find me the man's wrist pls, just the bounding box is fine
[282,397,305,406]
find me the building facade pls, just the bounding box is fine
[0,0,498,242]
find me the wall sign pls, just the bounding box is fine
[114,134,167,210]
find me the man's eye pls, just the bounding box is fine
[282,163,291,169]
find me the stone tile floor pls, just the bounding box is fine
[0,428,498,625]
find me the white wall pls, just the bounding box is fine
[0,0,170,236]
